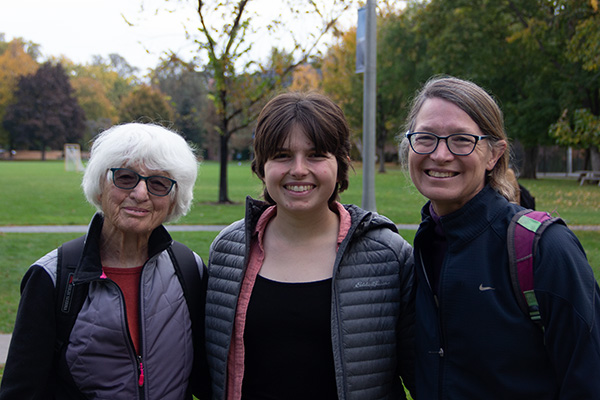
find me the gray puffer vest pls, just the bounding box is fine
[0,213,202,400]
[205,197,416,399]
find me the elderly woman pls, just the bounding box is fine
[402,76,600,398]
[0,123,209,399]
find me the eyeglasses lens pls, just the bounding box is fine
[113,169,139,188]
[448,135,477,155]
[112,168,174,196]
[147,177,172,195]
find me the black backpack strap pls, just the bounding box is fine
[168,241,204,326]
[55,236,87,351]
[167,241,210,398]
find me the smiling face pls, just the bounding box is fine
[263,126,338,217]
[100,165,174,237]
[408,97,505,216]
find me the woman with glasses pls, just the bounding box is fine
[0,123,210,399]
[402,76,600,398]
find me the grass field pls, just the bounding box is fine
[0,161,599,330]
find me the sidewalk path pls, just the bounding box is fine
[0,225,229,233]
[1,223,598,233]
[1,334,10,365]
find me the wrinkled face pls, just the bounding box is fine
[100,166,174,236]
[408,97,505,216]
[263,126,338,217]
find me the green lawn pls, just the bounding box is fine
[2,160,599,225]
[0,160,599,378]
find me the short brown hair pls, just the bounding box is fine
[252,92,352,204]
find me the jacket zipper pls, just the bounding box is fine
[103,278,145,399]
[417,248,446,399]
[138,355,145,386]
[332,278,346,399]
[329,217,367,400]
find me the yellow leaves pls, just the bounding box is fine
[71,76,117,123]
[550,108,600,148]
[289,64,320,92]
[591,0,598,12]
[0,40,39,109]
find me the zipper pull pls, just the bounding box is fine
[428,348,445,357]
[138,356,144,387]
[61,273,76,313]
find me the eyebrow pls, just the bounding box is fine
[414,125,476,134]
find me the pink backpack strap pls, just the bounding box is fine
[507,209,564,330]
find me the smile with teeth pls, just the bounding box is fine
[426,170,458,178]
[285,184,315,192]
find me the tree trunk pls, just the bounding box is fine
[218,134,231,203]
[521,146,539,179]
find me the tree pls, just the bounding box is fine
[321,28,364,158]
[374,5,431,170]
[3,62,85,160]
[71,75,118,146]
[64,56,138,147]
[119,84,175,124]
[550,0,600,170]
[412,0,592,178]
[70,55,138,109]
[151,57,213,154]
[288,63,321,92]
[504,0,600,176]
[0,38,39,149]
[145,0,356,203]
[321,4,431,168]
[550,108,600,170]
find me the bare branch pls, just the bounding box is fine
[224,0,250,56]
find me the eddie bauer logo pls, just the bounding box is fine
[354,280,392,289]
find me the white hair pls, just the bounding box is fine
[82,123,198,223]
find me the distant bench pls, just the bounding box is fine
[577,171,600,186]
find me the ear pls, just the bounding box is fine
[486,140,507,171]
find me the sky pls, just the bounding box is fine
[2,0,198,72]
[2,0,359,74]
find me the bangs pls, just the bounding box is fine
[265,119,339,159]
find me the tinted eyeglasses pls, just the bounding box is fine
[405,131,489,156]
[110,168,176,197]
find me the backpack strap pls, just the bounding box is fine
[507,209,565,330]
[167,241,206,339]
[55,235,87,352]
[167,241,210,398]
[168,241,202,323]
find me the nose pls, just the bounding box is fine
[290,155,309,176]
[430,138,455,162]
[129,179,150,200]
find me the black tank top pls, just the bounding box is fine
[242,274,337,399]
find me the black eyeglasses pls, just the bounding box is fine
[110,168,176,197]
[405,131,489,156]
